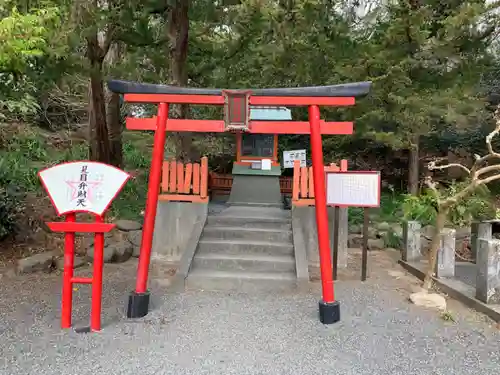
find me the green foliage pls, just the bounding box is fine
[1,0,500,239]
[348,190,406,226]
[109,136,153,220]
[378,189,405,221]
[0,125,156,235]
[447,183,495,226]
[348,207,364,225]
[0,4,62,120]
[0,186,19,240]
[383,229,404,249]
[402,190,438,226]
[402,182,495,227]
[355,0,495,148]
[440,310,456,323]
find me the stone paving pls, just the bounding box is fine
[1,252,500,375]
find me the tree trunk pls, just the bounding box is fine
[105,41,124,168]
[88,60,111,164]
[422,208,448,290]
[85,0,115,166]
[106,91,123,167]
[408,134,420,195]
[167,0,196,161]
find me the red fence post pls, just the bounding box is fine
[308,104,340,324]
[91,214,105,331]
[128,102,169,318]
[61,213,76,329]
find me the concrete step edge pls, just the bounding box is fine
[207,215,291,223]
[202,226,292,234]
[198,239,294,248]
[188,269,297,281]
[194,252,295,263]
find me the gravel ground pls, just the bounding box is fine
[1,253,500,375]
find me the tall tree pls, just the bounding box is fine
[167,0,193,161]
[354,0,499,193]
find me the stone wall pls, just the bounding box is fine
[476,238,500,304]
[291,206,348,279]
[401,219,500,306]
[151,201,208,264]
[402,221,471,261]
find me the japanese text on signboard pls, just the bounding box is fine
[77,165,89,207]
[326,172,381,207]
[283,149,307,168]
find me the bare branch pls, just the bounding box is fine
[476,163,500,177]
[479,172,500,186]
[485,105,500,155]
[101,26,116,57]
[421,104,500,292]
[424,176,440,198]
[428,159,471,175]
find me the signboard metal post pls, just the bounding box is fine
[362,208,369,281]
[38,161,129,332]
[332,207,340,281]
[326,171,381,281]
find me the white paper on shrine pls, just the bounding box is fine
[326,172,380,207]
[261,159,272,170]
[39,161,129,216]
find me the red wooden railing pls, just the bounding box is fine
[209,173,233,194]
[159,157,209,203]
[292,159,348,206]
[208,173,294,195]
[280,177,293,194]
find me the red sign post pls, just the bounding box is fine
[39,161,130,332]
[108,79,371,325]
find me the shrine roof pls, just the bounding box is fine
[108,80,371,98]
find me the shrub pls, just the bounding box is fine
[402,182,495,227]
[0,185,19,240]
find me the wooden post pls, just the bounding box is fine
[200,156,208,199]
[332,206,340,280]
[292,160,300,202]
[362,208,369,281]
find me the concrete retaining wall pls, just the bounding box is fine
[402,219,500,307]
[291,206,348,280]
[152,201,208,264]
[477,238,500,304]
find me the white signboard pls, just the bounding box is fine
[326,172,380,207]
[39,161,130,216]
[283,149,306,168]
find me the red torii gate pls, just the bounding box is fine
[108,79,371,325]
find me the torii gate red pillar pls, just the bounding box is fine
[109,79,371,324]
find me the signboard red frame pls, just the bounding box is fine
[325,171,381,208]
[38,161,130,332]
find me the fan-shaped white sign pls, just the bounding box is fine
[39,161,130,216]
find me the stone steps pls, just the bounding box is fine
[192,252,296,273]
[186,205,297,292]
[206,215,292,230]
[196,239,294,256]
[185,269,297,292]
[201,226,293,243]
